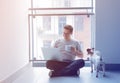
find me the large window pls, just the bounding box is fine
[58,16,66,34]
[29,0,95,61]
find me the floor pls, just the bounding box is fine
[13,67,120,83]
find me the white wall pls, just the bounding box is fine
[0,0,29,81]
[96,0,120,64]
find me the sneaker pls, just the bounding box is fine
[68,70,80,77]
[77,70,80,76]
[49,70,60,77]
[49,70,53,77]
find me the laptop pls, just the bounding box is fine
[41,47,63,61]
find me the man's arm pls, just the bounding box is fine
[71,47,83,58]
[51,40,58,48]
[71,41,84,58]
[51,39,61,48]
[76,50,83,58]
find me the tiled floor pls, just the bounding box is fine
[13,67,120,83]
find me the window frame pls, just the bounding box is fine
[28,0,95,62]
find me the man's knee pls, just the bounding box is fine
[46,60,53,69]
[46,60,60,69]
[76,59,85,68]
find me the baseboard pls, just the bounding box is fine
[1,63,32,83]
[32,61,120,71]
[105,64,120,71]
[32,61,46,67]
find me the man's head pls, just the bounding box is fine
[63,25,73,40]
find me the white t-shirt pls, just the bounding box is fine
[52,38,82,61]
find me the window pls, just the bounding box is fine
[74,16,84,31]
[58,16,66,35]
[43,16,51,31]
[29,0,95,61]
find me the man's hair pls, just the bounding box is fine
[64,25,73,33]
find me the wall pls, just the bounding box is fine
[0,0,29,81]
[96,0,120,64]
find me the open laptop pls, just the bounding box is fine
[41,47,63,61]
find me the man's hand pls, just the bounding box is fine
[71,46,83,58]
[71,46,76,53]
[76,50,83,58]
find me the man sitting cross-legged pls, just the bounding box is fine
[46,25,85,77]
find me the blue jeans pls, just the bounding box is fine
[46,59,85,76]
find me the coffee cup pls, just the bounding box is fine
[65,45,72,52]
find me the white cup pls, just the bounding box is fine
[65,45,72,52]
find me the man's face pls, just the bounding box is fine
[63,29,72,40]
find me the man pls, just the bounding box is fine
[46,25,85,77]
